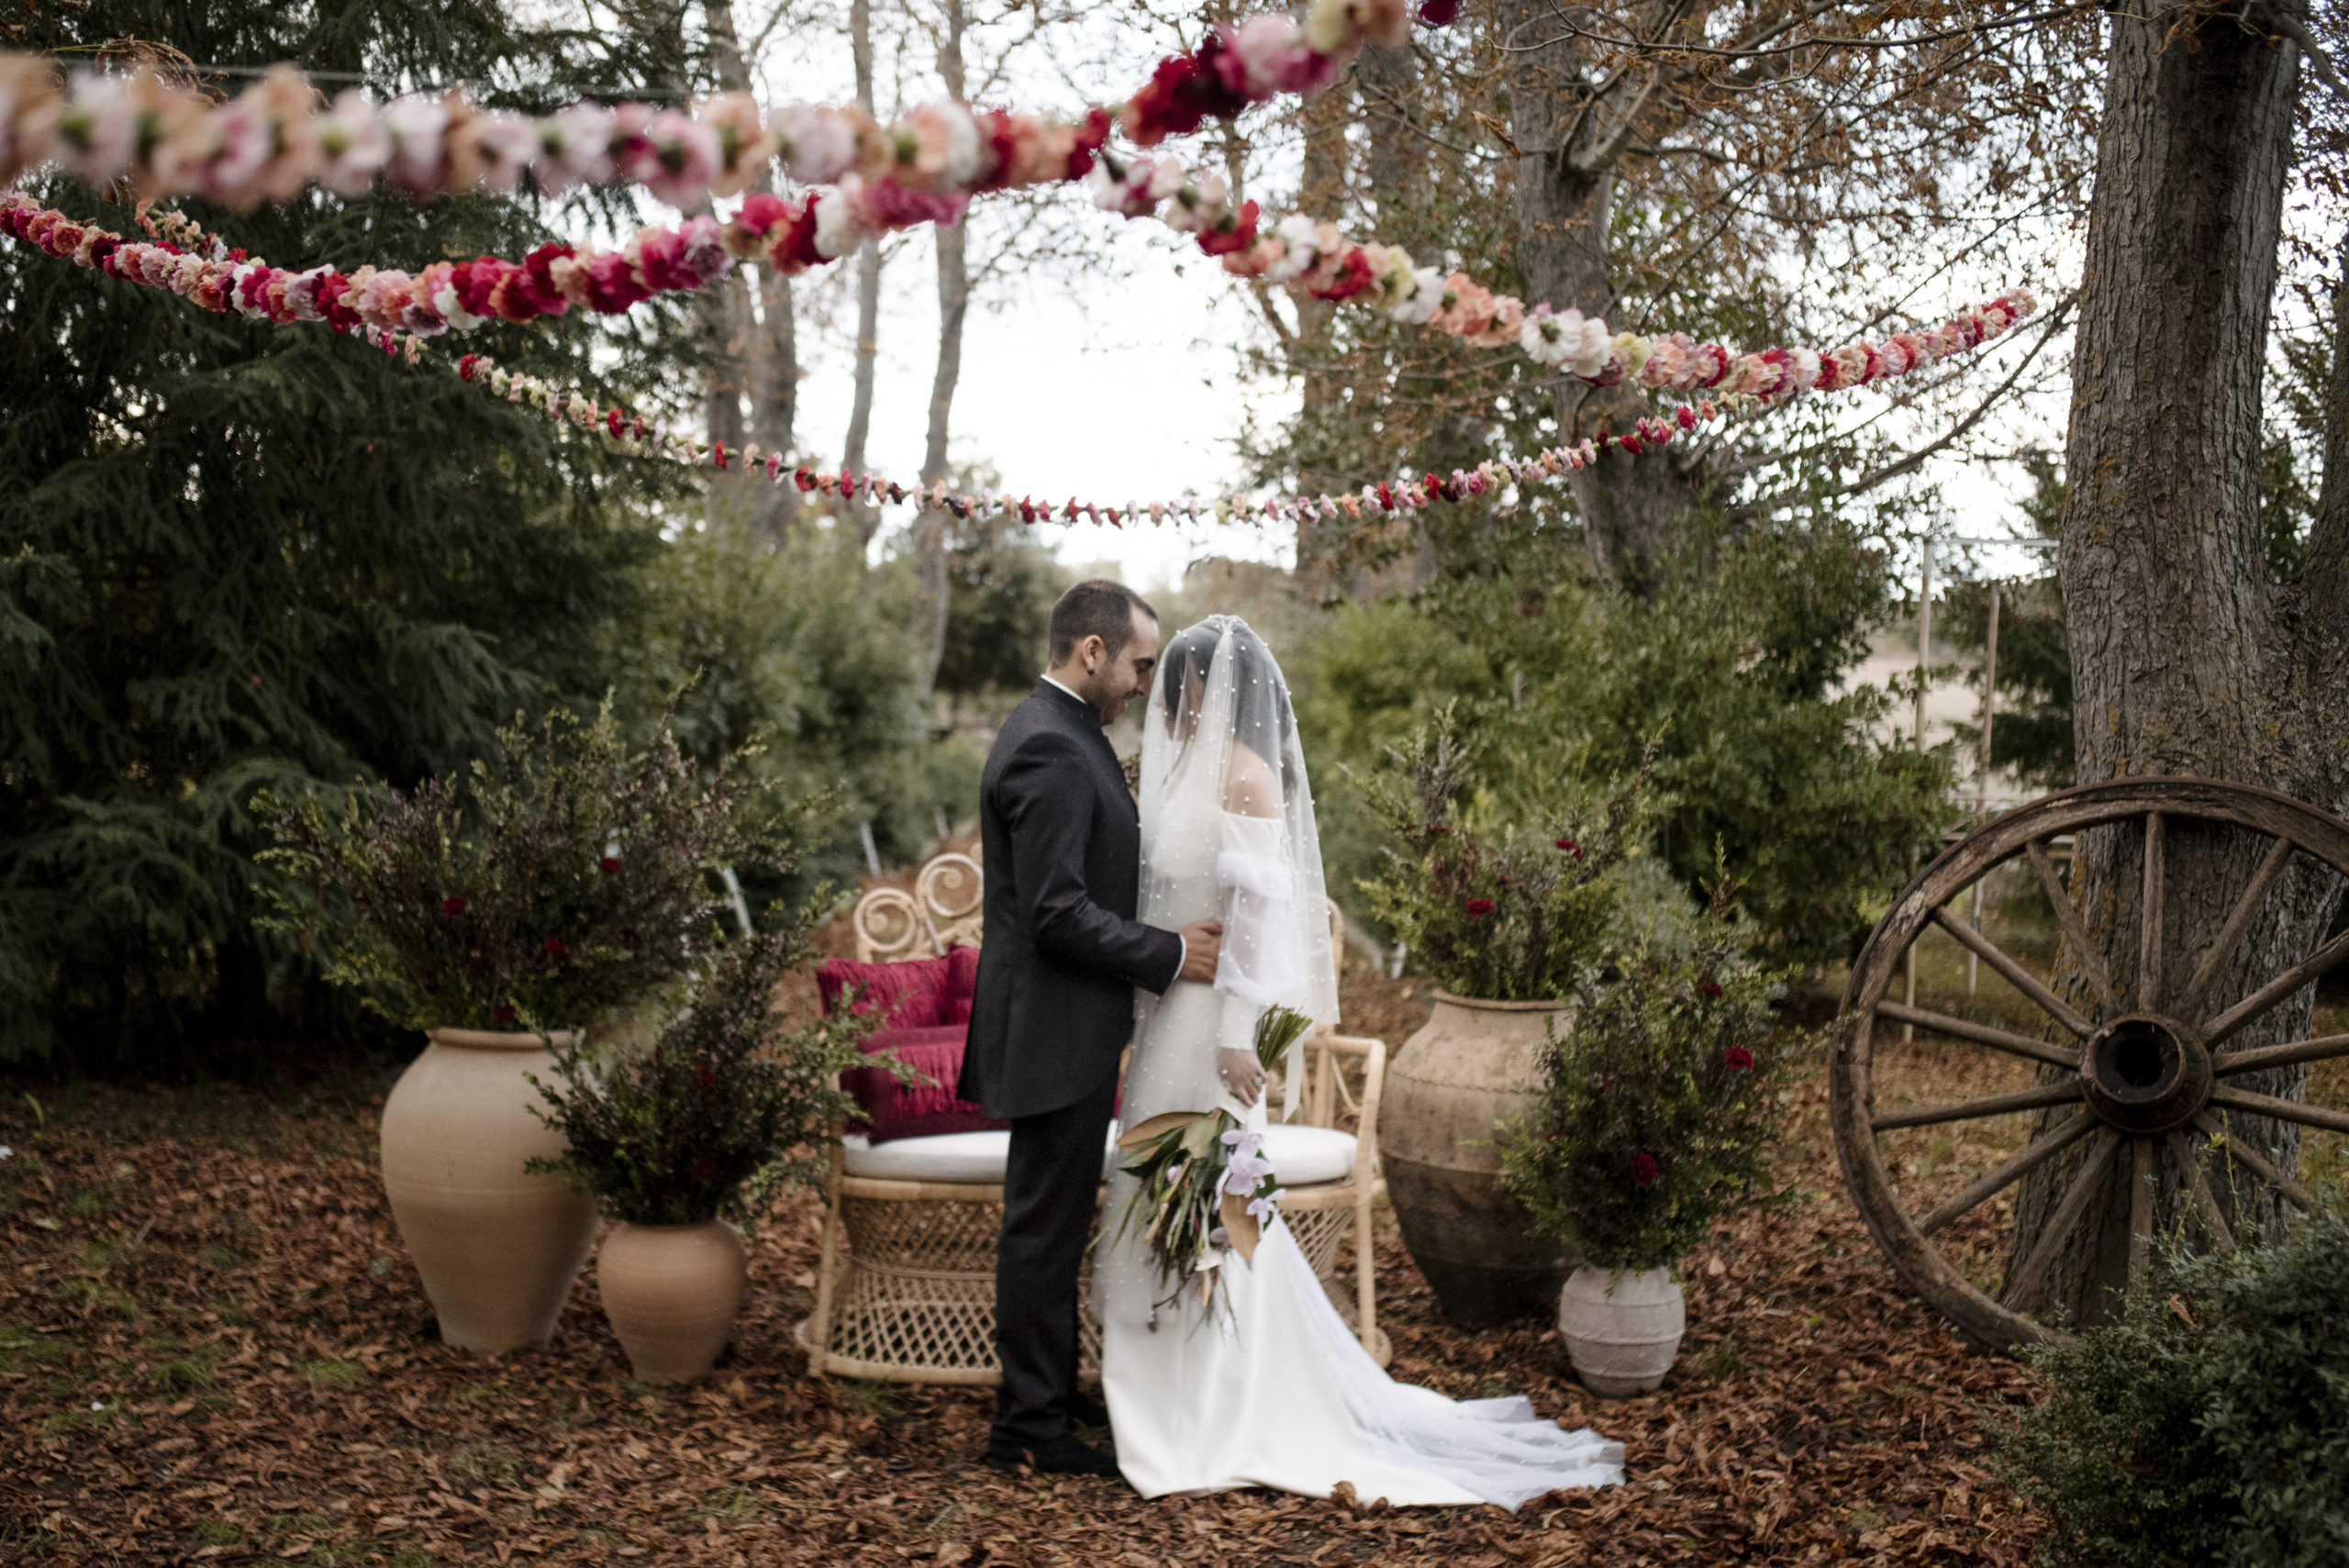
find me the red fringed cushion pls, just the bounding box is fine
[816,951,956,1029]
[941,944,980,1025]
[841,1024,1008,1144]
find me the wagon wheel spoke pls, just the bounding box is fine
[2166,1129,2235,1253]
[1917,1112,2096,1236]
[2200,925,2349,1050]
[2002,1127,2122,1309]
[2126,1136,2157,1284]
[2212,1032,2349,1075]
[2175,835,2297,1022]
[1928,907,2095,1039]
[1873,1000,2082,1072]
[2206,1085,2349,1137]
[2138,812,2165,1013]
[1873,1079,2084,1132]
[2190,1109,2317,1213]
[2025,837,2119,1018]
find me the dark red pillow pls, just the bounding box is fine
[840,1024,1008,1144]
[816,951,956,1029]
[941,944,980,1025]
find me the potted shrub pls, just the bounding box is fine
[256,704,787,1354]
[529,922,880,1385]
[1498,886,1798,1395]
[1359,708,1655,1327]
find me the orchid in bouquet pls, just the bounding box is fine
[1113,1004,1318,1315]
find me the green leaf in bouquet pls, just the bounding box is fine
[1252,1005,1315,1073]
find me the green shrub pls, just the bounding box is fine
[528,922,885,1226]
[1993,1212,2349,1568]
[255,704,794,1032]
[1497,885,1801,1272]
[1358,706,1659,1002]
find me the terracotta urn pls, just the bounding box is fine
[1379,992,1578,1327]
[596,1220,747,1385]
[1556,1265,1685,1396]
[378,1028,599,1353]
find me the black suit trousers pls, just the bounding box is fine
[992,1068,1119,1449]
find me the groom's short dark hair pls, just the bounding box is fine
[1048,579,1157,664]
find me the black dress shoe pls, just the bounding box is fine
[984,1434,1123,1477]
[1064,1391,1110,1429]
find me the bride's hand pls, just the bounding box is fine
[1217,1047,1265,1108]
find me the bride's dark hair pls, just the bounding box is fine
[1158,618,1294,793]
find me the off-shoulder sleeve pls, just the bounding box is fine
[1212,812,1312,1056]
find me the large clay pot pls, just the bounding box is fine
[1380,992,1578,1327]
[379,1028,598,1353]
[596,1220,748,1384]
[1556,1264,1685,1396]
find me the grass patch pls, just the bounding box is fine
[193,1518,242,1546]
[0,1323,72,1373]
[302,1359,369,1387]
[835,1381,896,1418]
[197,1243,241,1270]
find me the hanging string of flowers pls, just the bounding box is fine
[1088,147,2043,396]
[0,186,2041,530]
[0,1,1442,208]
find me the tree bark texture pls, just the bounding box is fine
[2020,4,2345,1326]
[1497,0,1698,595]
[703,0,797,545]
[911,0,969,695]
[841,0,884,549]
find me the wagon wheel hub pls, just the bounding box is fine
[2079,1012,2211,1134]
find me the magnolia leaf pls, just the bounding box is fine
[1219,1190,1260,1261]
[1117,1110,1206,1151]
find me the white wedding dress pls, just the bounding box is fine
[1097,617,1623,1509]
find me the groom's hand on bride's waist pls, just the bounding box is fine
[1176,920,1223,984]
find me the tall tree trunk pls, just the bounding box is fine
[2013,5,2343,1326]
[911,0,969,694]
[704,0,797,545]
[841,0,884,550]
[1497,0,1698,595]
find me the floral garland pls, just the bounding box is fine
[0,1,1443,207]
[1091,148,2043,395]
[1,187,2039,531]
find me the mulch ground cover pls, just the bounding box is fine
[1,975,2053,1567]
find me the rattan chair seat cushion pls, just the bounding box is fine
[839,1121,1355,1185]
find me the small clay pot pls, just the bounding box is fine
[1556,1264,1685,1396]
[596,1219,747,1385]
[379,1028,598,1353]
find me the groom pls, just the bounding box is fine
[959,579,1222,1475]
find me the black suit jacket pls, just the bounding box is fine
[958,680,1186,1119]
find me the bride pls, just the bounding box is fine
[1097,614,1623,1507]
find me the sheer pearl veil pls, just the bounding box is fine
[1136,615,1341,1042]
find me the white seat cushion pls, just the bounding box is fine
[1262,1124,1358,1186]
[840,1121,1357,1186]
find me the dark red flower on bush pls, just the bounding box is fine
[1629,1152,1661,1188]
[598,855,622,873]
[440,895,467,918]
[1431,824,1453,835]
[1556,838,1582,857]
[690,1155,719,1184]
[1496,875,1512,886]
[1599,1076,1616,1094]
[494,1005,518,1026]
[1419,0,1463,23]
[1464,897,1497,918]
[543,937,570,959]
[1702,980,1724,998]
[1724,1046,1755,1072]
[692,1062,717,1090]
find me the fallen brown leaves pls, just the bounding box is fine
[0,988,2051,1568]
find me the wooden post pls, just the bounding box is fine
[1906,539,1934,1038]
[1968,581,2001,995]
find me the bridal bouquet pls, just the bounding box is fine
[1114,1004,1317,1312]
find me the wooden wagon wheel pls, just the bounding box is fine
[1832,776,2349,1350]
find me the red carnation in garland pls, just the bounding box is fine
[1628,1152,1661,1188]
[690,1155,719,1184]
[692,1062,717,1090]
[1464,897,1497,918]
[598,855,622,873]
[1419,0,1463,22]
[1723,1046,1755,1072]
[544,936,571,959]
[1701,980,1723,998]
[1196,197,1261,257]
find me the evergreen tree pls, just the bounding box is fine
[0,4,701,1064]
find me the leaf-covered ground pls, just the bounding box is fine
[1,979,2052,1567]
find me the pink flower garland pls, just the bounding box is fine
[0,1,1447,208]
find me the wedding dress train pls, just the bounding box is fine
[1097,618,1623,1508]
